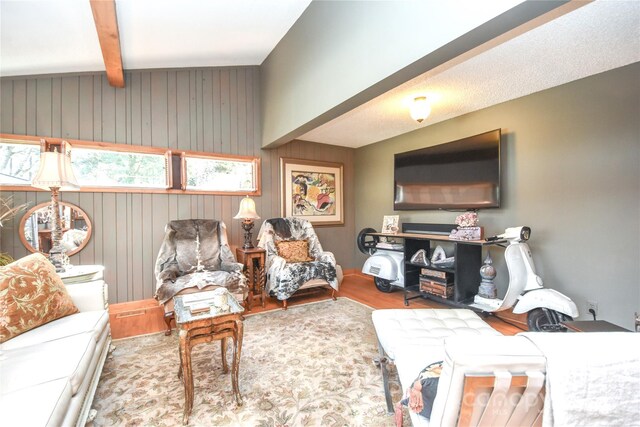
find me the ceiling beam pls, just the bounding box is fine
[90,0,124,88]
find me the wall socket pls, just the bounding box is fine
[587,300,598,318]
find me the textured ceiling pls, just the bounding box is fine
[299,1,640,148]
[0,0,312,76]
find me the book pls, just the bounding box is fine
[420,279,454,298]
[419,274,452,285]
[419,278,453,289]
[376,242,404,250]
[420,284,454,298]
[187,301,212,315]
[420,268,451,279]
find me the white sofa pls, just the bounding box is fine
[0,279,111,427]
[373,308,640,427]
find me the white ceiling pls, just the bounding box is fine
[1,1,638,149]
[299,0,640,148]
[0,0,312,76]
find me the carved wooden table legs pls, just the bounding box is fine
[236,248,266,311]
[177,317,244,425]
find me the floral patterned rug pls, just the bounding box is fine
[93,298,407,426]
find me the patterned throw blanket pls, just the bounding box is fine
[269,260,337,301]
[259,218,339,300]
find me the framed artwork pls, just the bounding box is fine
[381,215,399,234]
[280,158,344,226]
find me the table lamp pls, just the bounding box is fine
[234,196,260,249]
[31,140,79,272]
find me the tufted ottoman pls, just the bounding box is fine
[371,308,501,414]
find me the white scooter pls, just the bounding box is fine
[358,226,579,331]
[477,226,579,331]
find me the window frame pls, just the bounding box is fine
[0,133,261,196]
[180,152,260,194]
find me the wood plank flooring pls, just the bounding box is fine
[110,273,525,338]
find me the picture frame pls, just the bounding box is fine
[381,215,399,234]
[280,158,344,226]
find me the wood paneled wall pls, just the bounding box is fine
[0,68,356,303]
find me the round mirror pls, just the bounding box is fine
[19,202,92,256]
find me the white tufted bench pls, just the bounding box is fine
[371,308,501,416]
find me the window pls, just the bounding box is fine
[73,147,169,189]
[0,141,40,185]
[0,134,261,195]
[183,155,258,192]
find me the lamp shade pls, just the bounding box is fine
[234,196,260,220]
[32,149,79,191]
[410,96,431,123]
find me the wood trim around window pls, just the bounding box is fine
[0,133,261,196]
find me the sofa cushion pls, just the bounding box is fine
[276,240,314,263]
[0,378,72,427]
[0,332,96,395]
[372,308,500,360]
[0,310,108,351]
[0,253,78,343]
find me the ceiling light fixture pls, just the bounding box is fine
[410,96,431,123]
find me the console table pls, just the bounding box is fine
[363,223,499,309]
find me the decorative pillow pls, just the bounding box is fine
[399,361,443,420]
[0,253,79,343]
[275,240,314,263]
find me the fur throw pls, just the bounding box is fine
[154,219,247,304]
[257,217,338,300]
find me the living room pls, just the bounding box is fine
[1,1,639,426]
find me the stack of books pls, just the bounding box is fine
[181,293,215,315]
[419,267,454,299]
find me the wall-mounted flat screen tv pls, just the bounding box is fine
[394,129,501,210]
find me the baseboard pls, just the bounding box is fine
[109,299,166,339]
[493,308,529,330]
[343,268,371,280]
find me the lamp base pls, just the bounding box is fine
[241,220,255,249]
[49,245,68,273]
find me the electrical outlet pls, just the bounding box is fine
[587,300,598,318]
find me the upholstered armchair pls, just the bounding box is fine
[257,217,343,309]
[154,219,248,334]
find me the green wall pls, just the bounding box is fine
[260,0,564,147]
[355,62,640,329]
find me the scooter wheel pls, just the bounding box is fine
[357,228,379,254]
[374,277,395,293]
[527,308,572,332]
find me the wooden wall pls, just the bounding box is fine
[0,67,356,304]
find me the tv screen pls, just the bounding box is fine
[394,129,501,210]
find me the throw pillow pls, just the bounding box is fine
[400,361,443,420]
[275,240,314,263]
[0,253,79,343]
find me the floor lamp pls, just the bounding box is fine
[31,141,79,272]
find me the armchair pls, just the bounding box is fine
[154,219,247,334]
[257,217,343,309]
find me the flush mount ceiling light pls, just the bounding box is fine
[409,96,431,123]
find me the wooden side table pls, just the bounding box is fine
[236,247,266,310]
[173,290,244,425]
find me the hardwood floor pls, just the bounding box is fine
[110,273,526,338]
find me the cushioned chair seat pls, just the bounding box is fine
[0,310,108,351]
[0,378,72,427]
[1,332,96,395]
[372,308,500,360]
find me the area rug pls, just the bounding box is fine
[93,298,406,426]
